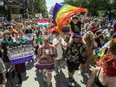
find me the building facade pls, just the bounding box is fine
[0,0,34,21]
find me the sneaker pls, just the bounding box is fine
[68,81,75,87]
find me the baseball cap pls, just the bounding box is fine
[72,15,79,19]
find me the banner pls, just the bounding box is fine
[7,42,34,64]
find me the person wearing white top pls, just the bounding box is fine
[52,33,67,73]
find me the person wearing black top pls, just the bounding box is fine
[68,9,88,46]
[70,9,88,34]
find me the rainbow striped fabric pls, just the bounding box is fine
[38,19,49,27]
[52,3,87,32]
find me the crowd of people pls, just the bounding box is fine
[0,9,116,87]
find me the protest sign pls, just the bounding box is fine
[7,42,34,64]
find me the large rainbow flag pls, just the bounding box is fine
[52,3,87,32]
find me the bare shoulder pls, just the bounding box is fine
[93,67,101,74]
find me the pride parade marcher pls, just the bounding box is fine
[0,32,7,87]
[52,32,67,74]
[35,37,57,87]
[86,37,116,87]
[0,58,7,87]
[2,30,13,80]
[68,9,89,50]
[70,9,88,35]
[82,31,97,77]
[13,31,28,87]
[33,32,44,59]
[66,34,86,86]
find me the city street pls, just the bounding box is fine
[0,0,116,87]
[6,61,91,87]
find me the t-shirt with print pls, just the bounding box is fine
[66,42,85,63]
[35,37,44,45]
[70,21,82,34]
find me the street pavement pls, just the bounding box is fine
[6,60,92,87]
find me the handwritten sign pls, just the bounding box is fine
[7,42,34,64]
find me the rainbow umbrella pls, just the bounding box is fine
[52,3,87,32]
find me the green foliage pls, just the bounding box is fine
[34,0,48,16]
[64,0,116,16]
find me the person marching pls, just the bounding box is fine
[2,30,13,81]
[0,32,7,87]
[36,36,57,87]
[52,32,67,74]
[14,31,28,87]
[66,34,86,86]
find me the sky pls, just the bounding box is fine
[46,0,64,11]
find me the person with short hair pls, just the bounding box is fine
[70,9,88,34]
[66,34,86,86]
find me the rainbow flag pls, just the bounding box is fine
[95,49,106,58]
[38,19,49,27]
[52,3,87,32]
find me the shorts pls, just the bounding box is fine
[0,73,3,84]
[55,58,65,67]
[67,60,79,73]
[79,56,86,64]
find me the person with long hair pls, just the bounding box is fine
[86,37,116,87]
[83,31,97,77]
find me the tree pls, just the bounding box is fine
[64,0,115,16]
[33,0,48,16]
